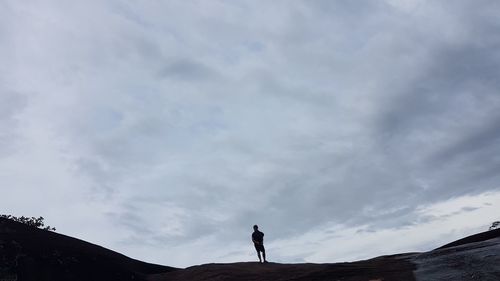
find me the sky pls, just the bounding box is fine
[1,0,500,268]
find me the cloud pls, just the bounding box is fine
[1,0,500,267]
[158,59,217,81]
[0,90,27,157]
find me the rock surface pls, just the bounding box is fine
[0,218,176,281]
[413,236,500,280]
[149,255,416,281]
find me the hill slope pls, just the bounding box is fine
[0,218,177,281]
[413,229,500,280]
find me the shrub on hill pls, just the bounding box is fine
[0,215,56,231]
[490,221,500,231]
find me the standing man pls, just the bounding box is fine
[252,225,267,263]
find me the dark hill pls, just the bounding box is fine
[0,218,177,281]
[436,228,500,249]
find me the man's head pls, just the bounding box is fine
[253,225,258,231]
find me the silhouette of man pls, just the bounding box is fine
[252,225,267,263]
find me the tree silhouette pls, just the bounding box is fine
[489,221,500,231]
[0,215,56,231]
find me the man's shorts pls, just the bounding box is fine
[254,244,265,252]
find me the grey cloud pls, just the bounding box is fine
[158,59,217,81]
[378,43,500,142]
[461,206,479,212]
[432,115,500,164]
[108,209,155,237]
[0,90,26,121]
[0,90,28,157]
[369,16,500,203]
[89,1,500,244]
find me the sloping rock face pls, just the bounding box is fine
[412,231,500,281]
[0,218,177,281]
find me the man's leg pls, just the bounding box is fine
[256,250,262,263]
[262,249,267,263]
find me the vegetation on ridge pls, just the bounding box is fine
[490,221,500,231]
[0,214,56,231]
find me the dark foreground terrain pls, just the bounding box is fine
[0,218,176,281]
[1,217,499,281]
[149,255,416,281]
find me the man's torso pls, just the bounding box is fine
[252,230,264,244]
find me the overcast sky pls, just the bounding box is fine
[1,0,500,268]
